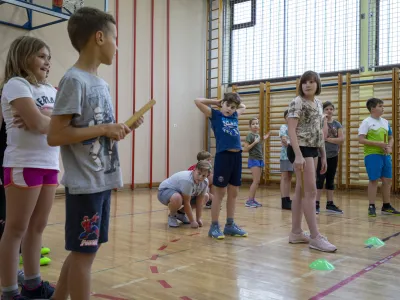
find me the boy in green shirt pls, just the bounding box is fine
[358,98,400,217]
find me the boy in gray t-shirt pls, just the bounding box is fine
[47,7,144,300]
[158,161,212,228]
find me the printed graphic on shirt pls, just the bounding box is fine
[327,124,338,138]
[82,86,119,174]
[79,213,99,247]
[222,117,239,136]
[35,95,55,108]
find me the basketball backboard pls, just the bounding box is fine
[0,0,109,30]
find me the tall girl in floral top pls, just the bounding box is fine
[286,71,337,253]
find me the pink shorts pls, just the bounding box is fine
[4,167,59,188]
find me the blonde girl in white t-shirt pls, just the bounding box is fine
[0,36,59,300]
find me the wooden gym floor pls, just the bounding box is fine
[38,186,400,300]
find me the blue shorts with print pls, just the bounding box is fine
[213,151,242,187]
[364,154,392,181]
[248,159,264,168]
[65,187,111,253]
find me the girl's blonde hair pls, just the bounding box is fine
[0,36,50,92]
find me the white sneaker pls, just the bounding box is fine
[289,231,311,244]
[168,215,179,227]
[309,235,337,252]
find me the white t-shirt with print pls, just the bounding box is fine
[1,77,60,170]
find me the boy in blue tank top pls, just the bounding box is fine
[195,93,247,239]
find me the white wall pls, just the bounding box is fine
[0,0,207,187]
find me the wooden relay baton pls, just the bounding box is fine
[124,99,156,128]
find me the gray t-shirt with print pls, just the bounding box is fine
[159,171,208,196]
[325,120,342,158]
[52,67,123,194]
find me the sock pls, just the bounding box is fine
[211,221,219,226]
[369,204,375,208]
[2,284,19,299]
[24,274,41,290]
[226,218,234,226]
[383,203,391,208]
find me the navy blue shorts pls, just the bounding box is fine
[65,187,111,253]
[213,151,242,187]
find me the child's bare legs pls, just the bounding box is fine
[381,177,391,204]
[52,253,72,300]
[0,186,41,298]
[211,186,225,222]
[292,158,319,238]
[208,186,226,238]
[168,193,183,216]
[167,193,184,227]
[52,251,96,300]
[326,189,334,201]
[368,180,378,204]
[248,167,261,200]
[22,186,55,283]
[291,173,303,234]
[223,184,247,236]
[226,184,238,218]
[280,171,292,198]
[69,252,96,300]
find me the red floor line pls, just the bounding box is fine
[150,266,159,273]
[158,245,167,251]
[309,249,400,300]
[158,280,172,288]
[92,293,128,300]
[150,254,158,260]
[180,297,192,300]
[170,238,180,242]
[188,232,200,236]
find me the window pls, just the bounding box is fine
[223,0,360,84]
[369,0,400,68]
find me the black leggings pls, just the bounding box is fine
[316,156,338,190]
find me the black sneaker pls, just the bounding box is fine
[205,199,212,209]
[368,206,376,217]
[21,281,54,299]
[316,201,320,214]
[382,204,400,215]
[326,202,343,214]
[282,197,292,210]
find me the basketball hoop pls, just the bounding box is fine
[62,0,84,13]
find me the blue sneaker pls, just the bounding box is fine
[245,199,257,207]
[21,281,54,299]
[223,223,248,237]
[208,224,225,239]
[252,199,262,207]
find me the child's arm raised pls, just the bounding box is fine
[47,115,130,146]
[194,98,220,118]
[236,103,246,116]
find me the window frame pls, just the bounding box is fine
[225,0,361,85]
